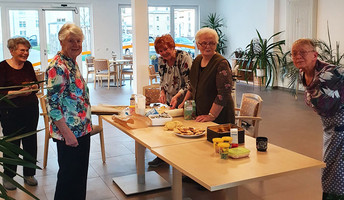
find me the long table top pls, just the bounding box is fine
[101,115,215,149]
[151,136,325,191]
[101,115,325,192]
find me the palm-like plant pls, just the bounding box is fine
[238,30,285,87]
[0,82,43,200]
[280,50,300,98]
[202,13,227,55]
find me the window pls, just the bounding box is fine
[19,21,26,27]
[20,30,26,36]
[119,5,197,59]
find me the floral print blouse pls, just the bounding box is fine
[45,52,92,140]
[158,50,192,104]
[303,60,344,117]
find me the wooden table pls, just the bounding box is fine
[101,115,325,199]
[151,137,325,199]
[109,59,132,86]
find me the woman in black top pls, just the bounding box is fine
[0,37,39,190]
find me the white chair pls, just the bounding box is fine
[235,93,263,138]
[93,59,117,89]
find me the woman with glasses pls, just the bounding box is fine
[291,39,344,199]
[0,37,39,190]
[180,27,235,124]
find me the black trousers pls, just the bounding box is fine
[0,103,39,178]
[54,134,90,200]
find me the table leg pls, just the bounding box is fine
[172,167,182,200]
[112,141,171,195]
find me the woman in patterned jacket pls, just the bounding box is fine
[46,23,92,200]
[291,39,344,200]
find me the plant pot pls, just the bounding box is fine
[255,69,265,77]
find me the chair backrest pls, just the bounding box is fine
[123,55,133,60]
[93,59,109,71]
[239,93,263,121]
[86,56,94,67]
[237,93,263,138]
[143,84,160,105]
[35,71,45,96]
[39,95,50,135]
[148,65,156,75]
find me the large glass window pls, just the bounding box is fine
[79,7,92,77]
[120,5,197,61]
[9,10,40,66]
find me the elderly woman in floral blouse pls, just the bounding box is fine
[291,38,344,200]
[154,34,192,109]
[46,23,92,200]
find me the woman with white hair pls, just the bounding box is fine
[181,27,235,124]
[46,23,92,200]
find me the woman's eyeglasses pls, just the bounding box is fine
[291,50,314,58]
[198,41,217,48]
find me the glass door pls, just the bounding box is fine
[9,10,41,69]
[44,11,74,63]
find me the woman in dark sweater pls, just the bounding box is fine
[181,27,235,124]
[0,37,39,190]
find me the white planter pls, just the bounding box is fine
[255,69,265,77]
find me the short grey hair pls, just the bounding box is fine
[292,38,316,51]
[7,37,31,51]
[195,27,219,44]
[58,23,84,42]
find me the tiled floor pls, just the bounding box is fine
[4,80,324,200]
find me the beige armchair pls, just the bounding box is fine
[85,56,95,83]
[235,93,263,138]
[148,65,159,85]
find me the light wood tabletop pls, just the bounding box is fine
[101,115,216,149]
[151,136,325,192]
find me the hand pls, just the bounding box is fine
[177,101,185,109]
[159,91,166,104]
[170,96,178,109]
[64,133,79,147]
[195,114,215,122]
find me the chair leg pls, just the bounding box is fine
[43,129,50,168]
[94,75,96,89]
[98,116,106,163]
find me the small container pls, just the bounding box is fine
[184,100,196,120]
[212,138,224,153]
[135,94,146,116]
[129,95,135,115]
[256,136,268,152]
[230,128,238,148]
[218,143,230,159]
[222,136,233,144]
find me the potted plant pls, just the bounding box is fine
[0,82,43,200]
[238,30,285,87]
[202,13,227,55]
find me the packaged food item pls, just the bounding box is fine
[230,128,238,148]
[184,100,196,120]
[212,138,224,153]
[222,136,233,146]
[227,147,250,159]
[218,142,230,159]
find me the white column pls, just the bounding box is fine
[132,0,149,94]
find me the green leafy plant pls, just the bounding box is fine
[202,13,227,55]
[238,30,285,87]
[0,82,43,200]
[315,22,344,66]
